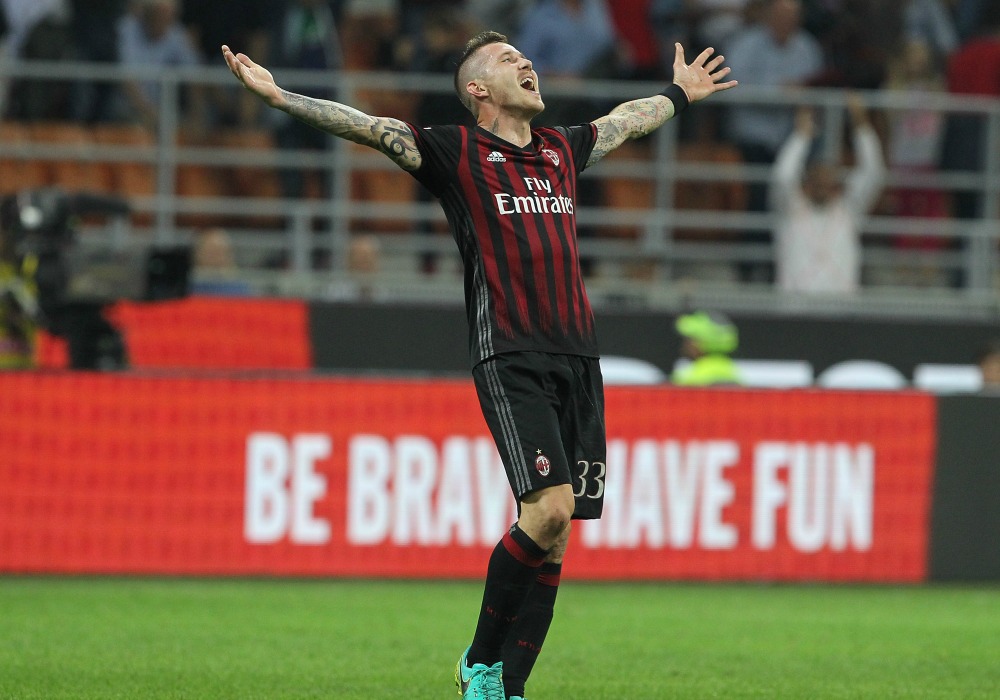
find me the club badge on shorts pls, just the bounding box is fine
[535,449,551,477]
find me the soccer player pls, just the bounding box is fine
[223,32,736,700]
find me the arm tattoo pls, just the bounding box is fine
[281,89,422,170]
[282,90,373,138]
[587,95,674,167]
[378,123,418,161]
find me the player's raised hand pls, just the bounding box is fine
[670,43,738,104]
[222,45,284,109]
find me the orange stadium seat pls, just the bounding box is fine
[0,121,49,194]
[219,129,282,199]
[91,123,157,197]
[174,128,230,228]
[600,141,654,239]
[91,123,157,226]
[349,148,418,233]
[29,122,113,194]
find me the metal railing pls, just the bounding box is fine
[1,59,998,319]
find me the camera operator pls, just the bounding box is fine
[0,188,130,370]
[0,221,39,369]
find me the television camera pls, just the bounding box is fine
[0,187,191,369]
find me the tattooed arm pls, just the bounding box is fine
[589,95,676,167]
[222,45,421,171]
[587,43,737,168]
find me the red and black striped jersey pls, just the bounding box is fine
[405,122,599,366]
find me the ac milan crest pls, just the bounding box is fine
[542,149,560,166]
[535,450,551,477]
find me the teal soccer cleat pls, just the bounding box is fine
[455,647,505,700]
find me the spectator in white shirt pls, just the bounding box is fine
[770,95,885,294]
[116,0,202,130]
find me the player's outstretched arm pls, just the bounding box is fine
[221,45,421,171]
[588,43,737,167]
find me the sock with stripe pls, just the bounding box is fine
[500,562,562,699]
[467,523,548,667]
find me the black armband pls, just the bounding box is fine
[660,84,690,114]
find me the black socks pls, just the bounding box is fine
[501,561,562,699]
[467,524,548,667]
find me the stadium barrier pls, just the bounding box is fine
[9,369,998,583]
[33,299,1000,388]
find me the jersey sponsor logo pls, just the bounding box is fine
[535,450,551,477]
[493,176,575,216]
[542,149,560,166]
[487,151,507,162]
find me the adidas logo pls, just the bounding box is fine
[487,151,506,163]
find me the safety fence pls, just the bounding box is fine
[1,60,999,316]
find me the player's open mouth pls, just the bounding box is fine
[519,76,536,92]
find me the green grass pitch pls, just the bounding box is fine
[1,578,998,699]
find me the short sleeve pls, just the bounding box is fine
[405,123,463,198]
[551,123,598,174]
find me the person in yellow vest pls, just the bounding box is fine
[672,310,742,386]
[0,227,40,370]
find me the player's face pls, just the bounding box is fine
[480,43,544,118]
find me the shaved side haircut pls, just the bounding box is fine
[453,31,508,114]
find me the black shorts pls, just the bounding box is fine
[472,351,607,520]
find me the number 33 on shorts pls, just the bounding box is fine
[574,460,606,499]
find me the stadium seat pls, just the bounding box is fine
[91,123,157,197]
[0,121,50,194]
[349,144,417,233]
[28,122,113,194]
[219,129,282,199]
[174,128,230,228]
[90,124,157,226]
[599,140,654,239]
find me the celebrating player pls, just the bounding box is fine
[223,31,736,700]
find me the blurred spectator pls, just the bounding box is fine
[722,0,824,282]
[690,0,752,50]
[515,0,617,82]
[116,0,204,132]
[977,339,1000,392]
[339,0,397,70]
[412,6,474,274]
[189,227,253,296]
[413,7,472,125]
[325,233,387,302]
[902,0,959,63]
[724,0,825,147]
[0,0,66,58]
[3,1,73,121]
[672,310,742,386]
[770,96,885,294]
[269,0,344,199]
[183,0,272,127]
[882,38,950,287]
[953,0,988,42]
[69,0,127,123]
[649,0,690,66]
[808,0,892,89]
[939,4,1000,223]
[608,0,663,81]
[463,0,533,38]
[397,1,464,67]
